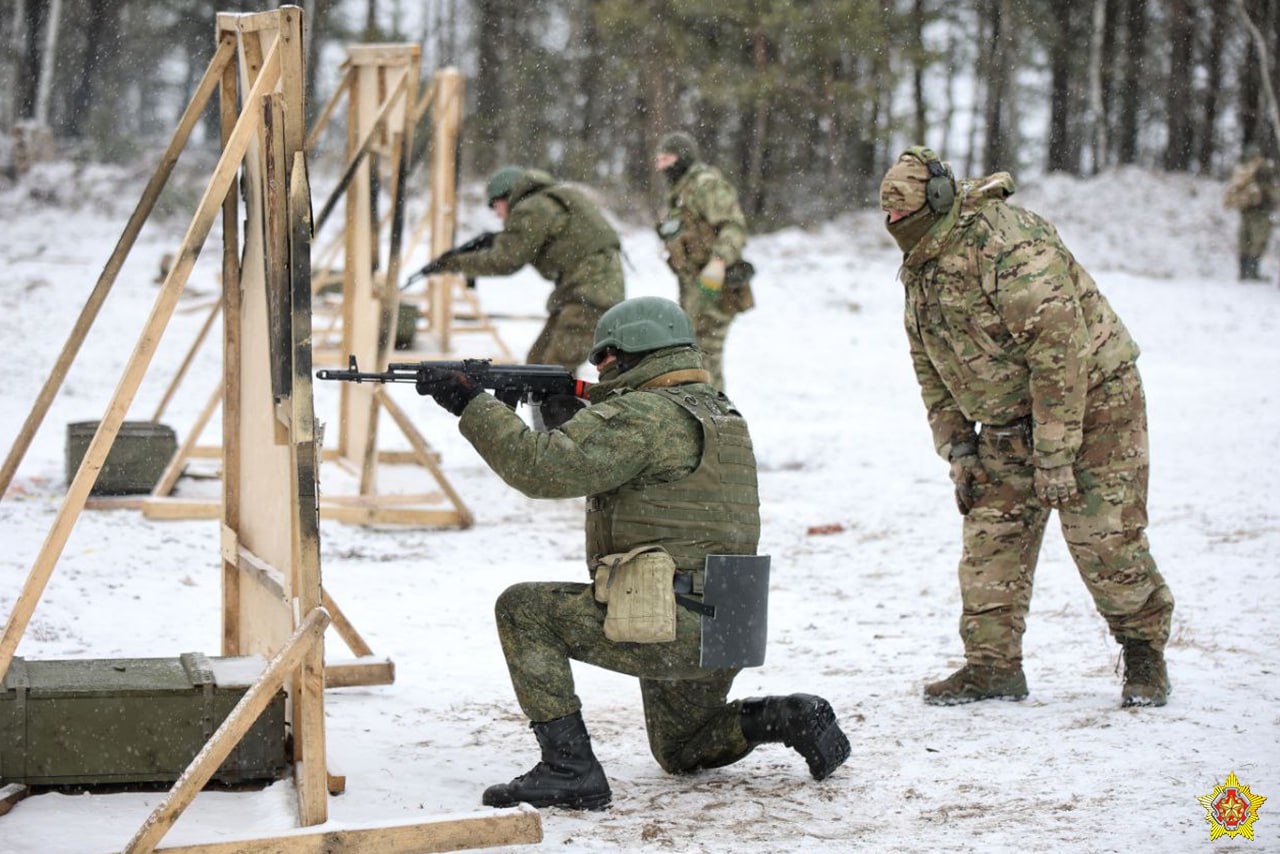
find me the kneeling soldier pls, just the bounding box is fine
[421,296,851,809]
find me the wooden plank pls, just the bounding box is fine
[152,382,222,498]
[151,298,221,423]
[347,43,423,65]
[121,608,331,854]
[320,587,374,657]
[236,545,289,603]
[0,39,282,682]
[375,387,473,527]
[319,506,468,526]
[142,498,221,521]
[141,807,542,854]
[304,68,351,154]
[219,20,243,660]
[324,656,395,688]
[320,492,444,507]
[0,782,30,817]
[0,35,236,500]
[263,91,292,427]
[84,495,147,511]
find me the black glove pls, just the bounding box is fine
[535,393,587,431]
[418,370,482,416]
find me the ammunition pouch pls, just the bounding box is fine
[592,546,678,643]
[722,259,756,314]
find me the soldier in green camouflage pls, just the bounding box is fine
[880,147,1175,709]
[1223,145,1277,281]
[431,166,625,372]
[419,296,850,810]
[655,132,753,391]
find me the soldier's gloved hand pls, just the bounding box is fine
[1034,464,1079,508]
[697,256,726,296]
[948,448,988,516]
[419,371,482,416]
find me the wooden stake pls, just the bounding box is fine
[0,35,236,499]
[151,297,221,423]
[121,607,330,854]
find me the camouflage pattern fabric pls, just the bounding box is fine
[446,170,624,371]
[527,300,609,372]
[454,345,761,773]
[894,170,1173,667]
[660,163,749,389]
[959,366,1173,664]
[1239,208,1272,258]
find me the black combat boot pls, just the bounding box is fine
[482,711,611,810]
[923,663,1028,705]
[1120,639,1170,707]
[740,694,851,781]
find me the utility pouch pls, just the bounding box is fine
[657,217,682,239]
[592,546,677,643]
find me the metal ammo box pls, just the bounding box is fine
[0,653,288,786]
[66,420,178,495]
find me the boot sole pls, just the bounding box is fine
[483,790,612,811]
[787,697,852,781]
[923,692,1028,707]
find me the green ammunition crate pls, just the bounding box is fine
[65,420,178,495]
[0,653,288,787]
[395,302,420,350]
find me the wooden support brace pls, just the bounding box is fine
[121,607,331,854]
[0,783,30,817]
[133,806,542,854]
[324,656,395,688]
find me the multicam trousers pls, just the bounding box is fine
[678,281,734,391]
[526,302,607,373]
[494,580,752,773]
[958,364,1174,666]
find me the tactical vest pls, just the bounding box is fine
[662,165,724,279]
[528,185,620,283]
[585,384,760,573]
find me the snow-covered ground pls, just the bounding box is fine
[0,161,1277,853]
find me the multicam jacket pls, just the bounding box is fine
[447,170,623,312]
[900,172,1141,469]
[660,163,747,281]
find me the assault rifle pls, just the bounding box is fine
[316,356,592,423]
[402,231,497,289]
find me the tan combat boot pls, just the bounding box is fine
[1120,640,1170,707]
[923,663,1028,706]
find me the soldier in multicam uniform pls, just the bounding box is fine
[431,166,625,372]
[655,132,753,391]
[879,147,1175,708]
[1223,144,1277,281]
[419,296,851,810]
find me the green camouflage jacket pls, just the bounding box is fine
[900,172,1141,469]
[458,346,706,501]
[660,163,747,281]
[447,170,623,312]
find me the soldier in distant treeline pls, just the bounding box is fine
[1223,144,1277,281]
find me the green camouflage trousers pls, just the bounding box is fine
[1239,209,1273,258]
[494,581,753,773]
[527,302,607,373]
[678,281,734,390]
[958,364,1174,666]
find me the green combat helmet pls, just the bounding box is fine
[486,165,524,206]
[589,296,695,363]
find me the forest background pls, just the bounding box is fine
[5,0,1280,226]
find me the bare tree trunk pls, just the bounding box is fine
[34,0,61,127]
[471,0,505,173]
[965,6,987,175]
[1236,0,1280,161]
[1088,0,1109,173]
[7,0,28,128]
[1198,0,1228,172]
[911,0,928,143]
[983,0,1013,173]
[1164,0,1195,171]
[66,0,124,139]
[1117,0,1146,163]
[940,28,958,155]
[745,29,770,218]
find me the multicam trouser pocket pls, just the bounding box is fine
[592,546,678,643]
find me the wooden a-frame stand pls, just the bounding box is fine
[0,9,539,852]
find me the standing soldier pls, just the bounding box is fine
[428,166,625,372]
[1223,144,1277,281]
[654,131,754,391]
[418,296,851,810]
[879,147,1175,708]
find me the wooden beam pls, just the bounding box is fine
[320,587,374,657]
[0,35,236,500]
[139,807,542,854]
[305,68,351,154]
[0,783,30,817]
[122,607,331,854]
[0,39,283,682]
[324,656,395,688]
[151,382,222,498]
[151,298,221,423]
[142,498,221,521]
[375,387,473,527]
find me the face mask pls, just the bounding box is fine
[886,205,942,254]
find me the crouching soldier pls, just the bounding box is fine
[420,296,851,809]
